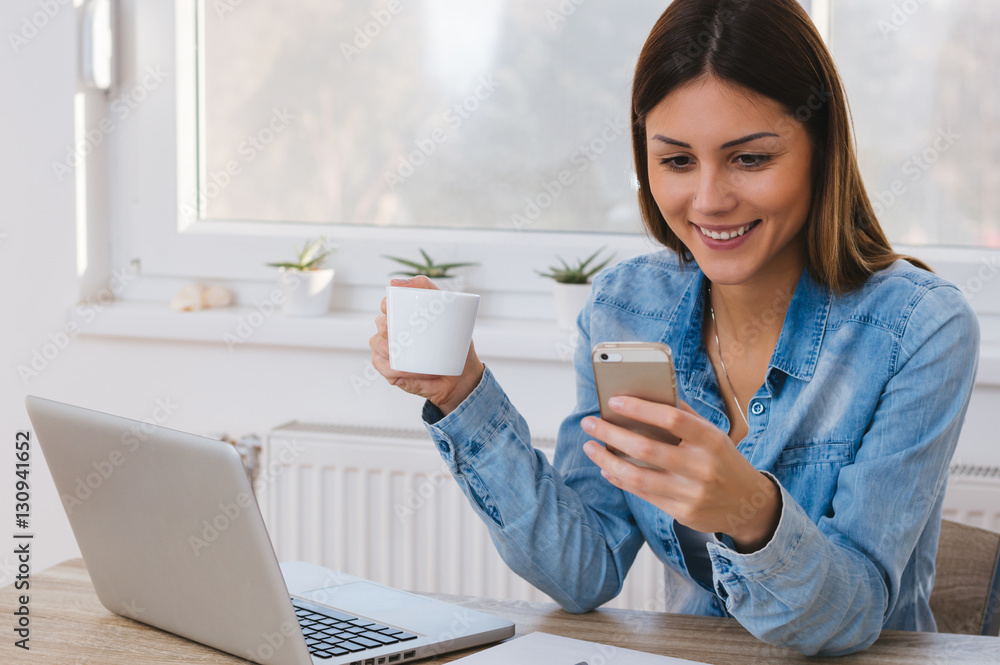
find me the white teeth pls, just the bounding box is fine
[699,220,759,240]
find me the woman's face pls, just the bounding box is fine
[644,75,814,287]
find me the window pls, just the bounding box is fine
[101,0,999,326]
[200,0,669,233]
[831,0,999,248]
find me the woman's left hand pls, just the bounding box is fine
[581,396,782,553]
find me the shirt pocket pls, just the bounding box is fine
[772,441,855,521]
[774,441,855,468]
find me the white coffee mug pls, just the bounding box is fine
[386,286,481,376]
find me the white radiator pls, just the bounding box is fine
[942,464,1000,532]
[259,424,1000,613]
[260,422,665,611]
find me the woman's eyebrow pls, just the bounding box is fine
[650,132,780,149]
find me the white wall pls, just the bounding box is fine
[1,0,996,587]
[1,0,81,582]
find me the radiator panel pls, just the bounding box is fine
[262,423,665,611]
[262,423,999,612]
[942,464,1000,532]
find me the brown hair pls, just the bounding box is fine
[631,0,931,293]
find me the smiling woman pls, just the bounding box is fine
[369,0,981,657]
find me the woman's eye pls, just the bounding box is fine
[659,156,692,171]
[735,154,772,169]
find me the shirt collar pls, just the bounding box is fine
[671,264,832,384]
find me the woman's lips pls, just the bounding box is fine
[692,219,761,250]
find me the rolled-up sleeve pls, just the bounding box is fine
[707,285,980,656]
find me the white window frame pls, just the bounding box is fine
[92,0,1000,334]
[98,0,657,323]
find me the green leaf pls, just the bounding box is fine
[382,255,428,270]
[538,246,614,284]
[433,261,480,271]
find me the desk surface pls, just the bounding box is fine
[2,559,996,664]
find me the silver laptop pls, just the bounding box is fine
[25,395,515,665]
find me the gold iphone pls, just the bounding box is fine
[591,342,680,469]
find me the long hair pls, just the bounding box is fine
[631,0,931,293]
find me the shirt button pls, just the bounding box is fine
[750,401,765,416]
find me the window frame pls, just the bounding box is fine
[100,0,1000,329]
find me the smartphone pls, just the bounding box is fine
[591,341,680,469]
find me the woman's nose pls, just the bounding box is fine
[691,168,737,216]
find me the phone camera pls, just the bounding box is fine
[600,353,609,360]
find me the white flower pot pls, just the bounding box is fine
[278,268,334,317]
[552,282,592,330]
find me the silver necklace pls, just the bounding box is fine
[708,284,750,428]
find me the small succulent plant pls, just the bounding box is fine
[536,246,614,284]
[266,237,335,271]
[383,248,479,278]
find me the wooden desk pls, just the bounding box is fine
[2,559,996,664]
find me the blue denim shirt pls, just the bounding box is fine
[421,250,979,656]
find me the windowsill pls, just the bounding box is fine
[72,301,1000,385]
[71,301,579,363]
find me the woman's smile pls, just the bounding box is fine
[693,219,762,249]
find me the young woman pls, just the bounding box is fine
[369,0,979,656]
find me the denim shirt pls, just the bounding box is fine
[421,250,979,656]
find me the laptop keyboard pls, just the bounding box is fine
[292,599,419,660]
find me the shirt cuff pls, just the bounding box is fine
[707,472,812,595]
[421,365,511,469]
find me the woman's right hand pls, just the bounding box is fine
[370,276,485,416]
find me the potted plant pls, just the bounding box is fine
[266,237,336,316]
[382,248,479,291]
[537,246,615,329]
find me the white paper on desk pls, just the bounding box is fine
[451,631,706,664]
